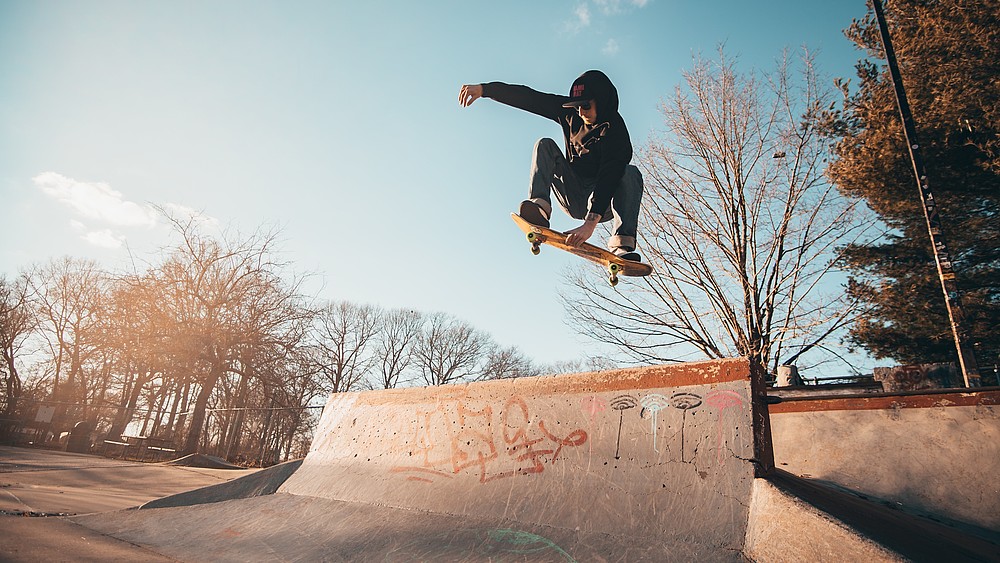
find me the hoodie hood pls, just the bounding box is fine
[563,70,620,121]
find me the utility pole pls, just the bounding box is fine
[871,0,981,387]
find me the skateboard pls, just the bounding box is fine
[511,212,652,287]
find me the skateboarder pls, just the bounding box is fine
[459,70,643,261]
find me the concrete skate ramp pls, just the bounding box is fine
[163,453,243,470]
[280,357,765,558]
[74,359,769,561]
[770,389,1000,532]
[140,459,303,509]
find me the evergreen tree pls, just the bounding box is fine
[825,0,1000,379]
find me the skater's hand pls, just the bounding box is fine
[459,84,483,107]
[566,218,598,247]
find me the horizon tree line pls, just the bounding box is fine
[0,214,609,465]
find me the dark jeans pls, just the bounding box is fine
[528,137,643,251]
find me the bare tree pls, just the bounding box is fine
[565,49,878,374]
[101,272,172,440]
[370,308,422,389]
[0,274,36,439]
[481,345,539,380]
[154,212,310,455]
[26,257,108,429]
[311,301,380,394]
[537,356,618,376]
[4,214,320,461]
[412,312,492,386]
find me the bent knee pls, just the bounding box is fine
[534,138,561,153]
[625,164,643,184]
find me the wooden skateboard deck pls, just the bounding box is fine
[511,212,652,286]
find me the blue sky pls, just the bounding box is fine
[0,0,872,373]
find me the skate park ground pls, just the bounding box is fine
[1,358,998,561]
[0,446,261,561]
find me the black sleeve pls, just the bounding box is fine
[481,82,570,123]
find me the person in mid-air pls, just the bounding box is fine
[459,70,643,261]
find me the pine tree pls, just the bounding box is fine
[825,0,1000,379]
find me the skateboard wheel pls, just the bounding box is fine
[531,244,540,255]
[609,275,619,287]
[526,232,539,243]
[609,263,622,274]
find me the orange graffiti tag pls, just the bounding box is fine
[391,396,588,483]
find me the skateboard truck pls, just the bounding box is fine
[524,231,623,287]
[526,231,543,255]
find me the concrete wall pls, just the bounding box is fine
[72,360,999,561]
[744,478,904,562]
[769,389,1000,531]
[280,358,767,558]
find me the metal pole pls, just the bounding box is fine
[871,0,981,387]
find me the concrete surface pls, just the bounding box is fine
[759,468,1000,562]
[76,358,770,561]
[140,458,302,509]
[280,358,767,554]
[745,477,904,563]
[0,446,255,516]
[6,361,998,561]
[77,493,728,561]
[0,445,258,562]
[770,389,1000,532]
[1,517,175,562]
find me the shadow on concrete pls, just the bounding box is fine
[767,468,1000,563]
[141,458,302,509]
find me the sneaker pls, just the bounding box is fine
[518,200,550,228]
[613,248,642,262]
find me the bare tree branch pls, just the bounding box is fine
[564,48,880,375]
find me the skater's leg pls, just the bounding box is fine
[608,165,643,252]
[529,138,589,220]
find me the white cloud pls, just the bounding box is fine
[562,1,649,38]
[594,0,649,15]
[161,202,221,231]
[82,229,125,249]
[603,38,620,55]
[563,3,592,33]
[34,172,157,228]
[31,171,222,251]
[594,0,621,14]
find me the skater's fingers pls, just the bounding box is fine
[458,84,481,107]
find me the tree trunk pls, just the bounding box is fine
[1,345,21,441]
[172,381,191,437]
[108,371,147,439]
[181,365,223,455]
[223,370,250,460]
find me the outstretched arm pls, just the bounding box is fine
[460,82,568,122]
[459,84,483,107]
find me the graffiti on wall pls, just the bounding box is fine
[390,396,588,484]
[386,387,749,482]
[619,389,747,464]
[639,394,670,452]
[705,389,746,465]
[610,394,637,460]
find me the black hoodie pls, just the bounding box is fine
[481,70,633,219]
